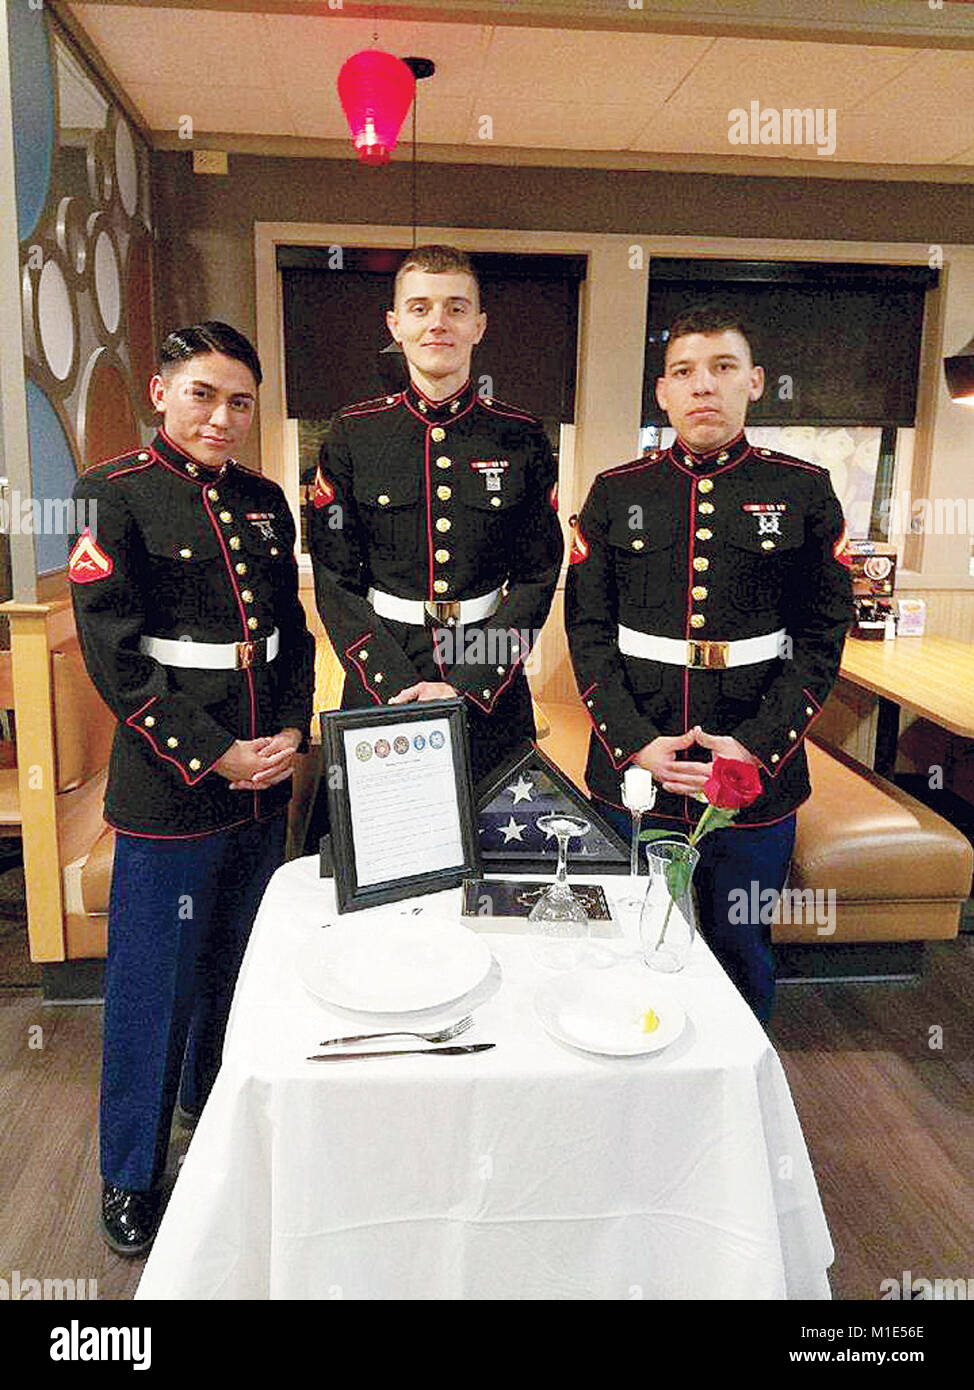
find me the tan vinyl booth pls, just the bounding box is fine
[1,599,116,961]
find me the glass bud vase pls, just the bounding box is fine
[639,839,700,973]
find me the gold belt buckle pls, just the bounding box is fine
[424,600,462,626]
[687,639,729,670]
[236,640,256,669]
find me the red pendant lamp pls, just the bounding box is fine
[337,50,415,165]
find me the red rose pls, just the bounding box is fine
[703,757,763,810]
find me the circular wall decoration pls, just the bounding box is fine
[126,233,157,410]
[21,246,80,396]
[87,214,123,339]
[114,117,140,218]
[25,377,81,578]
[77,346,141,470]
[9,1,56,241]
[54,196,89,284]
[37,256,77,382]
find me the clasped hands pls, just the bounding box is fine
[214,728,303,791]
[634,726,758,796]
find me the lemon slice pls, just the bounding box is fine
[641,1008,660,1034]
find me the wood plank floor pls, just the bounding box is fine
[1,939,971,1301]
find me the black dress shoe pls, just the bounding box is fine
[100,1183,162,1257]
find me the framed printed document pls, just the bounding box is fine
[321,699,481,913]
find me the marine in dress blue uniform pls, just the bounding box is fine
[566,306,853,1022]
[307,247,563,789]
[69,324,314,1253]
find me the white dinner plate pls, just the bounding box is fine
[534,966,687,1056]
[296,917,494,1013]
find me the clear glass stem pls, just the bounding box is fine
[554,830,571,891]
[629,810,643,879]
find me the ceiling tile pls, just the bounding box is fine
[464,100,647,151]
[668,36,914,112]
[135,82,293,137]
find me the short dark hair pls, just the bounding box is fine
[158,321,263,385]
[664,303,755,364]
[393,244,481,309]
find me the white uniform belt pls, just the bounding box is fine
[367,587,501,626]
[139,628,280,670]
[617,625,786,670]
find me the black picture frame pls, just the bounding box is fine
[321,699,481,913]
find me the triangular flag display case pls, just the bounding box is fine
[475,741,630,875]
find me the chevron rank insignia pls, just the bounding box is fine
[68,529,114,584]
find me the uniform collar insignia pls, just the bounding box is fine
[404,378,475,422]
[154,430,231,483]
[670,430,749,473]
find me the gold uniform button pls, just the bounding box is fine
[691,585,708,600]
[496,666,505,675]
[208,488,219,501]
[435,548,450,563]
[377,494,390,506]
[235,563,247,575]
[805,705,814,716]
[698,479,714,494]
[230,537,241,550]
[179,548,192,559]
[138,452,150,462]
[690,613,706,629]
[270,546,279,556]
[450,400,460,413]
[359,649,368,661]
[490,497,501,508]
[219,510,232,523]
[789,730,798,740]
[185,462,198,477]
[586,699,594,708]
[247,616,258,630]
[433,579,449,594]
[614,747,623,757]
[693,557,709,572]
[482,688,492,699]
[696,528,713,540]
[698,501,714,515]
[374,672,383,683]
[436,456,452,469]
[436,518,451,532]
[144,716,155,727]
[771,752,780,763]
[189,758,201,771]
[437,485,452,500]
[762,539,776,550]
[717,451,729,463]
[386,395,396,404]
[599,722,607,732]
[241,590,253,603]
[431,427,446,442]
[418,400,428,413]
[631,539,644,551]
[167,736,178,749]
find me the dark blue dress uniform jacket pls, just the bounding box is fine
[307,379,564,780]
[565,432,854,826]
[68,430,315,837]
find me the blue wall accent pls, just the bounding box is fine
[25,379,78,576]
[8,0,56,241]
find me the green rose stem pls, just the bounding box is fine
[654,801,723,951]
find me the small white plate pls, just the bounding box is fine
[296,917,493,1013]
[534,966,687,1056]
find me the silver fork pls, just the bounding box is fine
[318,1015,474,1048]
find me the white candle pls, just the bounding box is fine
[622,766,656,813]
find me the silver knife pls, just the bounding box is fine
[307,1043,495,1061]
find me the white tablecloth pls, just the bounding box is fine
[136,858,833,1300]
